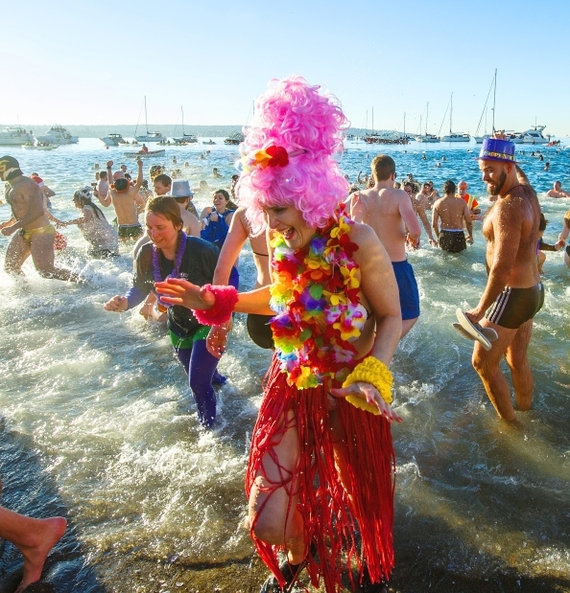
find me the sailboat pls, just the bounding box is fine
[134,97,164,143]
[440,93,470,142]
[415,102,440,143]
[172,106,197,145]
[472,70,497,144]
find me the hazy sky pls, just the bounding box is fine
[2,0,568,136]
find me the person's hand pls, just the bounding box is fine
[136,158,143,167]
[406,234,420,249]
[555,239,566,251]
[154,277,215,310]
[206,319,233,359]
[209,210,219,223]
[1,225,16,237]
[467,236,474,245]
[465,308,484,325]
[429,238,438,247]
[330,382,402,423]
[104,295,129,312]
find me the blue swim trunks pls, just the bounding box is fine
[392,259,420,320]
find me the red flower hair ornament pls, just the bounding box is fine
[247,145,306,170]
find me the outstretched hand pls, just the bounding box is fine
[154,277,215,310]
[330,382,402,423]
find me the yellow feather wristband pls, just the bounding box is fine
[342,356,393,414]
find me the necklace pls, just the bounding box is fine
[153,231,187,311]
[269,206,368,389]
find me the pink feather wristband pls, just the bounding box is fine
[192,284,239,326]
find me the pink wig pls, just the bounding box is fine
[237,76,350,234]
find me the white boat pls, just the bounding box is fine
[36,126,78,144]
[22,142,59,151]
[172,106,198,145]
[100,133,127,147]
[439,93,470,142]
[124,149,165,158]
[472,70,497,144]
[134,97,164,143]
[415,103,440,143]
[521,125,550,144]
[0,127,35,146]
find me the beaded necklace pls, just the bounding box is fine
[269,207,368,389]
[153,231,187,311]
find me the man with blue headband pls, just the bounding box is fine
[465,136,543,424]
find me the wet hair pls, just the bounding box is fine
[145,196,183,228]
[371,155,396,182]
[443,180,456,195]
[539,212,548,232]
[154,173,172,187]
[113,178,130,192]
[73,187,106,220]
[237,76,349,234]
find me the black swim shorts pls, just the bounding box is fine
[439,229,466,253]
[485,283,544,329]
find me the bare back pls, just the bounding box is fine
[110,188,142,225]
[432,195,470,230]
[349,187,419,261]
[482,184,540,288]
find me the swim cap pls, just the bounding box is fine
[0,155,23,181]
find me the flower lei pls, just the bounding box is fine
[153,231,187,311]
[269,206,368,389]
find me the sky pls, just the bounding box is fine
[1,0,569,137]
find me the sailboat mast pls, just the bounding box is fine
[450,93,453,134]
[426,102,429,135]
[493,68,497,134]
[144,96,149,134]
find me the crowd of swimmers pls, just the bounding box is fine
[1,106,570,590]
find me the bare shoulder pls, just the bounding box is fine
[349,219,382,249]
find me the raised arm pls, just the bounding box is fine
[212,208,249,284]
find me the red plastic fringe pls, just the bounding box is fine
[246,356,396,592]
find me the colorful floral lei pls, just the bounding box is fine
[269,206,368,389]
[153,231,187,312]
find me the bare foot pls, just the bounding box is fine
[15,516,67,593]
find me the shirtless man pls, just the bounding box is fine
[466,137,543,423]
[153,173,172,196]
[432,180,473,253]
[349,154,421,336]
[0,155,76,280]
[404,182,438,248]
[546,180,570,198]
[99,159,145,241]
[93,170,109,206]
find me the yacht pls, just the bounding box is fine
[0,127,35,146]
[224,132,245,145]
[36,126,78,145]
[134,96,164,143]
[521,125,550,144]
[100,133,127,147]
[439,93,470,143]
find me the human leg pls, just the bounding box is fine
[30,232,76,281]
[187,339,220,427]
[471,322,519,421]
[0,505,67,593]
[504,319,534,411]
[4,232,30,275]
[248,410,306,564]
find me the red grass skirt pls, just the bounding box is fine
[245,356,396,592]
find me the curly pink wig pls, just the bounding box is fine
[237,76,350,234]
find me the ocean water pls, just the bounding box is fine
[0,138,569,593]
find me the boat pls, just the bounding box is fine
[35,126,78,145]
[415,103,440,143]
[0,127,35,146]
[521,125,550,144]
[134,97,165,143]
[172,106,198,145]
[363,133,409,145]
[100,133,127,147]
[124,149,166,158]
[22,142,59,151]
[224,132,244,145]
[472,70,497,144]
[440,94,470,142]
[202,139,216,145]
